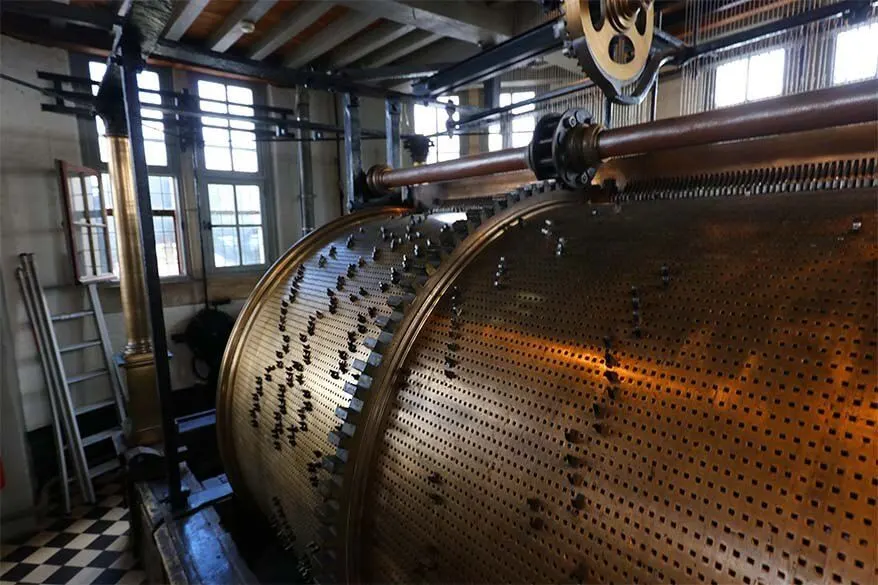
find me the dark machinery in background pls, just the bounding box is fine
[216,1,878,583]
[172,300,236,395]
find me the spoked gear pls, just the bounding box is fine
[562,0,655,103]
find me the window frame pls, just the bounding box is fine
[831,22,878,86]
[413,96,460,164]
[71,54,188,280]
[712,48,787,109]
[489,91,537,152]
[190,73,275,274]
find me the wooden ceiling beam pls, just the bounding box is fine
[323,22,416,68]
[208,0,278,53]
[283,12,373,68]
[356,30,443,67]
[248,2,332,61]
[164,0,211,42]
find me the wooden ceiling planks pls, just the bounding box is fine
[183,0,243,41]
[276,5,350,57]
[231,0,300,50]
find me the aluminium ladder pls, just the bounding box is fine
[16,253,127,511]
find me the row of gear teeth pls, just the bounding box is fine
[308,179,563,581]
[553,1,580,65]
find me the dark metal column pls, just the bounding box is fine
[649,78,659,122]
[343,93,363,209]
[296,87,315,234]
[483,78,500,109]
[385,97,401,169]
[118,39,184,508]
[482,78,501,153]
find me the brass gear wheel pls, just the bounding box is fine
[563,0,655,97]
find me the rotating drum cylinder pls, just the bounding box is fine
[216,206,476,565]
[218,187,877,585]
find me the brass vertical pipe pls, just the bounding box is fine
[105,134,163,446]
[106,136,151,354]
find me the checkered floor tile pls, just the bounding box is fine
[1,476,145,585]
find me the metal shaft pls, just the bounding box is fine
[370,78,878,191]
[374,147,530,190]
[597,77,878,158]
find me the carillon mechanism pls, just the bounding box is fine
[562,0,656,102]
[219,180,877,585]
[216,40,878,585]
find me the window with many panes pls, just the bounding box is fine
[833,22,878,85]
[83,60,184,277]
[489,91,536,152]
[413,97,459,164]
[714,48,785,108]
[196,78,270,271]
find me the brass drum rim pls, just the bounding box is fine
[215,206,408,511]
[334,190,588,582]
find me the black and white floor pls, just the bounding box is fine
[1,475,144,585]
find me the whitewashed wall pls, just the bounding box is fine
[0,37,358,435]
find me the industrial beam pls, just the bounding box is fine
[283,12,374,68]
[357,30,442,67]
[413,21,561,96]
[337,0,512,45]
[338,62,453,82]
[163,0,210,41]
[208,0,278,53]
[323,22,416,68]
[248,2,330,61]
[1,0,117,29]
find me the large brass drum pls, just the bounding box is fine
[218,187,876,585]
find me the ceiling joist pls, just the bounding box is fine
[248,2,332,61]
[358,30,443,68]
[337,0,513,45]
[283,12,374,68]
[209,0,278,53]
[163,0,210,42]
[323,22,416,68]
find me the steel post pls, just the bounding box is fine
[296,87,315,234]
[118,41,183,508]
[343,93,363,209]
[385,97,401,169]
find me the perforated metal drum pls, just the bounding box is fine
[218,187,876,585]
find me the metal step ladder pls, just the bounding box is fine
[16,253,127,512]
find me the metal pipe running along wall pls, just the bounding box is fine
[368,78,878,192]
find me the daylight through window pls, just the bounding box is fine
[413,97,459,164]
[833,23,878,85]
[714,49,785,108]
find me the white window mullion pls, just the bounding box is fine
[196,77,269,272]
